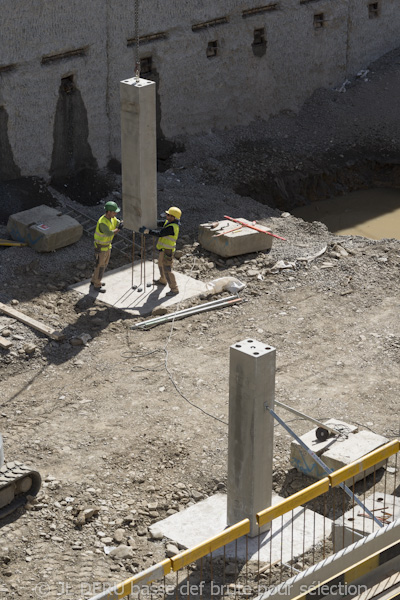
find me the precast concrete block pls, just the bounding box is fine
[198,219,273,258]
[7,205,82,252]
[322,430,389,479]
[291,425,389,483]
[227,339,275,537]
[290,420,358,480]
[120,77,157,233]
[332,492,400,551]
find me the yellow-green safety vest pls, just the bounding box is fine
[94,215,119,251]
[156,221,179,252]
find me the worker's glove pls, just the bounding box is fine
[139,226,149,234]
[118,220,124,230]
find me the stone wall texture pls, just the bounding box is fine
[1,0,399,178]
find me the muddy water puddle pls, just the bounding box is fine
[292,188,400,240]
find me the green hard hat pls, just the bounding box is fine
[104,200,120,213]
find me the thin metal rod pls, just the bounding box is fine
[140,233,144,285]
[274,400,342,436]
[268,407,384,527]
[137,298,244,328]
[152,238,156,283]
[131,296,242,328]
[138,295,239,322]
[131,231,135,288]
[143,237,146,289]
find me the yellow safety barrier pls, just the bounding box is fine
[257,477,330,527]
[329,440,400,488]
[88,440,400,600]
[290,538,400,600]
[171,519,250,571]
[90,559,171,600]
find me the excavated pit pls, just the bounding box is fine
[234,158,400,213]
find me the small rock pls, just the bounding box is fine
[1,330,11,337]
[149,528,163,540]
[24,343,37,355]
[109,545,134,560]
[247,269,260,277]
[102,537,113,545]
[152,307,168,316]
[113,529,125,543]
[165,543,179,557]
[191,490,203,501]
[137,526,147,536]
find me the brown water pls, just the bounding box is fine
[292,188,400,240]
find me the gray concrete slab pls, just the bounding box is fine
[70,261,208,315]
[149,493,330,564]
[290,423,388,482]
[198,220,273,258]
[7,205,82,252]
[332,492,400,551]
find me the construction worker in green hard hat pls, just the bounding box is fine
[139,206,181,296]
[90,200,123,293]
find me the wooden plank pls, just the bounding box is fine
[0,302,65,341]
[0,336,12,349]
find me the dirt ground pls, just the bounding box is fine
[0,50,399,600]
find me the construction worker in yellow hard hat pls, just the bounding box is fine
[90,200,123,293]
[139,206,181,296]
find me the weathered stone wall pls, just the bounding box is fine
[1,0,399,179]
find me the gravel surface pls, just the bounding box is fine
[0,46,399,600]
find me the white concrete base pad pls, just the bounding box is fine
[149,493,331,564]
[332,492,400,551]
[70,261,208,315]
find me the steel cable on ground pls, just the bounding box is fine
[124,256,230,425]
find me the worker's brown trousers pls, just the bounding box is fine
[158,249,178,292]
[91,248,111,287]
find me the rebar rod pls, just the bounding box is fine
[138,298,243,328]
[131,232,135,288]
[132,296,240,327]
[131,297,243,329]
[274,400,342,436]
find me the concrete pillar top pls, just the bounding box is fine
[231,339,275,358]
[121,77,154,88]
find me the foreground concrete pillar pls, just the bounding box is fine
[120,77,158,232]
[227,339,275,537]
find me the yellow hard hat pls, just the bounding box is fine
[166,206,182,219]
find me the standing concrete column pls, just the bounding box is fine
[227,339,275,537]
[120,77,158,232]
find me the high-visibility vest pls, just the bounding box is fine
[156,221,179,252]
[94,215,119,251]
